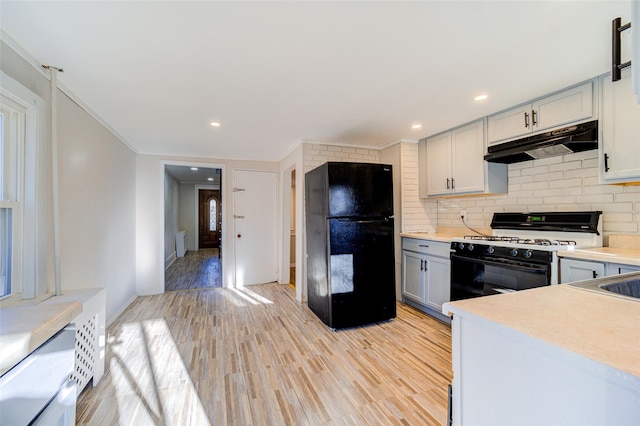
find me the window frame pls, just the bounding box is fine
[0,71,47,302]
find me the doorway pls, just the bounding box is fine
[289,170,296,289]
[164,164,223,291]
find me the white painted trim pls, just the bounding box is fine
[165,251,176,270]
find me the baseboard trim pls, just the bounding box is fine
[106,294,138,327]
[165,252,177,270]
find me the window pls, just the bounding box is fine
[0,72,45,301]
[209,199,217,231]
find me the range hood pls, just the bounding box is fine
[484,120,598,164]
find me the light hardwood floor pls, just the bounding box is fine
[165,249,221,291]
[77,284,452,425]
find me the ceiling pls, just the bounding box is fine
[165,165,221,185]
[0,1,632,162]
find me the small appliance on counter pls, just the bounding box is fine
[450,211,602,301]
[305,162,396,329]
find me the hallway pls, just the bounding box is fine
[165,249,221,291]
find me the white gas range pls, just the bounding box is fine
[450,211,603,300]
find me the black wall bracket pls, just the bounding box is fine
[612,17,632,82]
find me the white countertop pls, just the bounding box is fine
[0,301,82,376]
[558,247,640,267]
[444,284,640,378]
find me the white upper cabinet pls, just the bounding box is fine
[599,69,640,183]
[488,81,594,145]
[420,119,507,197]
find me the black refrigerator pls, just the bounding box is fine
[305,162,396,329]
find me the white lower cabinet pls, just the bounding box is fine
[401,238,451,320]
[561,258,640,283]
[447,310,640,425]
[559,258,605,283]
[607,262,640,275]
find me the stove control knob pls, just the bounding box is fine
[467,244,475,252]
[458,243,465,250]
[523,250,533,259]
[510,248,519,257]
[486,246,495,254]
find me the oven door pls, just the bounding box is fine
[450,254,551,301]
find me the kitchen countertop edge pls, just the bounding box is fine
[443,285,640,378]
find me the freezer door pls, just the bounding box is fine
[328,218,396,328]
[327,163,393,218]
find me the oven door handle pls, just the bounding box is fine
[451,254,548,274]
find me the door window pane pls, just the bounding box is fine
[209,199,217,231]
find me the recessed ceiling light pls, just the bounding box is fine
[207,177,214,181]
[474,94,488,101]
[411,124,422,129]
[210,122,221,127]
[191,167,198,171]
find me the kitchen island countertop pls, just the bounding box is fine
[443,284,640,378]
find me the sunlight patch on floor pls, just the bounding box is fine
[108,319,210,425]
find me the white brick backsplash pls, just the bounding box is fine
[577,194,614,204]
[432,153,638,237]
[565,167,598,179]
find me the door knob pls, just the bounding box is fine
[237,234,241,238]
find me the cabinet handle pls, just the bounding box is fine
[446,178,450,189]
[420,259,424,271]
[451,178,455,190]
[524,112,530,128]
[418,244,429,248]
[532,110,537,126]
[593,270,598,279]
[604,153,610,172]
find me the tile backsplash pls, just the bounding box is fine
[436,150,640,242]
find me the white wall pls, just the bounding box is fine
[164,171,179,267]
[57,92,137,323]
[178,183,197,251]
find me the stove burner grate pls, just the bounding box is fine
[464,235,577,246]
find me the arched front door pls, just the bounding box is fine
[199,189,221,249]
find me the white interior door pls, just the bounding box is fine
[233,170,277,286]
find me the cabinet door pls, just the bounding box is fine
[425,132,452,196]
[600,70,640,183]
[402,250,426,303]
[451,120,485,194]
[425,255,451,312]
[534,81,593,132]
[487,104,532,144]
[606,262,640,276]
[560,259,606,283]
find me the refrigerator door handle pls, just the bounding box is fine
[334,218,392,224]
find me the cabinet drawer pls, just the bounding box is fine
[402,238,451,257]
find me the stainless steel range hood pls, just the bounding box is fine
[484,120,598,164]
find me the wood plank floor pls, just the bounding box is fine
[165,249,221,291]
[77,284,452,425]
